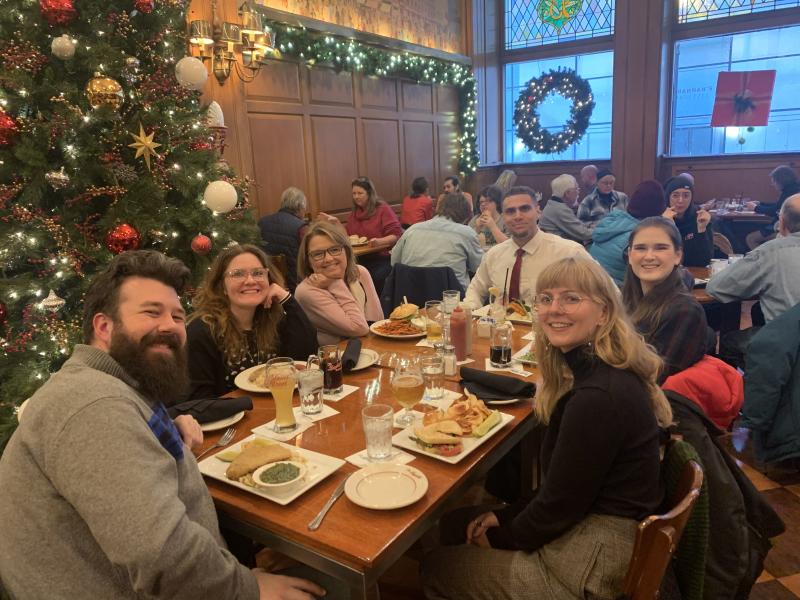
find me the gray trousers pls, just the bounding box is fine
[422,513,637,600]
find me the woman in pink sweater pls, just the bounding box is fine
[295,221,384,345]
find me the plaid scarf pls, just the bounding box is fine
[147,402,184,461]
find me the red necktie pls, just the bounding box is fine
[508,248,525,302]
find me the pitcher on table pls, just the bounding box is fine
[307,344,343,395]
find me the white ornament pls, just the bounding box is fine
[203,180,238,213]
[175,56,208,91]
[51,35,76,60]
[206,101,225,128]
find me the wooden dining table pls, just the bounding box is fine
[198,326,537,600]
[352,241,394,257]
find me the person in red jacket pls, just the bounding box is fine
[400,177,434,228]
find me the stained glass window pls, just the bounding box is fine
[505,0,615,50]
[678,0,800,23]
[505,51,614,162]
[669,25,800,156]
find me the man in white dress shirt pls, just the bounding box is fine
[465,186,587,308]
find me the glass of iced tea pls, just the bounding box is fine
[391,357,425,428]
[424,301,444,344]
[266,357,297,433]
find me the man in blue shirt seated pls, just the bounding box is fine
[391,193,483,291]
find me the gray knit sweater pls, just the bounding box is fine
[0,345,258,600]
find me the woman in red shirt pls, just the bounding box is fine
[400,177,435,228]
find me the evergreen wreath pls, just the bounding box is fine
[513,68,595,154]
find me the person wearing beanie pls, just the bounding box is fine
[538,174,592,244]
[663,175,713,267]
[577,169,629,228]
[589,180,666,285]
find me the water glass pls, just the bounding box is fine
[362,403,394,460]
[442,290,460,315]
[297,368,324,416]
[490,321,513,368]
[421,355,445,401]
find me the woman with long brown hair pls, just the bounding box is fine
[622,216,708,381]
[423,256,671,600]
[186,243,318,399]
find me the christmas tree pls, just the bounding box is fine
[0,0,260,451]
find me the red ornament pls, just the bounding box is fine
[189,140,213,151]
[0,302,7,325]
[39,0,77,26]
[191,234,212,256]
[105,223,141,254]
[0,110,19,147]
[134,0,153,13]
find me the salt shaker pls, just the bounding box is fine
[442,345,457,376]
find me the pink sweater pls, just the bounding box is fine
[294,265,384,346]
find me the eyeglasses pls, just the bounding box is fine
[533,292,587,313]
[309,245,344,262]
[225,268,268,280]
[503,204,535,216]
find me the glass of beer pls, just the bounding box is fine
[391,357,425,428]
[424,301,444,344]
[266,357,297,433]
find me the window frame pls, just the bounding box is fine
[664,0,800,157]
[500,0,616,164]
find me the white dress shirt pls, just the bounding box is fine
[465,232,587,307]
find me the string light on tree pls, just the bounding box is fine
[513,68,594,155]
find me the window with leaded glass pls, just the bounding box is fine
[678,0,800,24]
[505,0,615,50]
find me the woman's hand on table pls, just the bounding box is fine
[253,569,326,599]
[173,415,203,450]
[466,511,499,548]
[263,283,290,309]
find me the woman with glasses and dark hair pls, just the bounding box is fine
[423,256,671,600]
[468,185,508,248]
[186,243,318,400]
[621,217,708,381]
[295,222,383,345]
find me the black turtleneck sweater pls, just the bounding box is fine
[674,204,713,267]
[487,347,662,551]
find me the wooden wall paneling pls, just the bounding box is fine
[245,60,303,103]
[360,76,398,111]
[311,116,359,212]
[437,123,459,183]
[401,81,435,113]
[362,119,403,202]
[403,121,437,197]
[248,114,310,215]
[308,68,355,106]
[435,85,459,115]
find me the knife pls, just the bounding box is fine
[308,476,348,531]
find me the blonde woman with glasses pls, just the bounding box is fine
[423,256,672,600]
[295,221,383,345]
[186,243,318,399]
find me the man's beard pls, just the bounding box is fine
[109,325,189,406]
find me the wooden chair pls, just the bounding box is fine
[620,460,704,600]
[713,232,734,257]
[267,253,290,286]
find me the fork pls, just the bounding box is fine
[195,427,236,460]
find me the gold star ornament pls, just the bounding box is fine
[128,123,161,171]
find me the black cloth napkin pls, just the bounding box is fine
[341,338,362,372]
[167,396,253,424]
[459,367,535,401]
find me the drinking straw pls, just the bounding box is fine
[502,268,510,305]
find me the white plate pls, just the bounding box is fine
[349,348,379,371]
[369,319,426,339]
[198,434,345,505]
[201,410,245,432]
[234,363,304,394]
[351,241,369,247]
[511,343,537,367]
[472,304,532,325]
[392,411,514,464]
[345,464,428,510]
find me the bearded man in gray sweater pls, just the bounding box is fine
[0,251,327,600]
